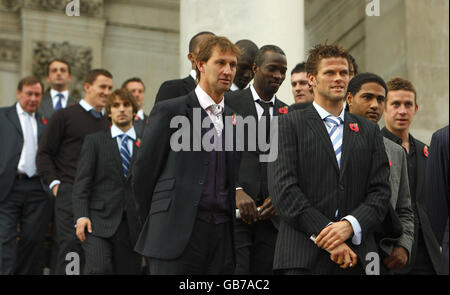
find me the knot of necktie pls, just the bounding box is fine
[89,109,103,119]
[324,115,343,127]
[256,99,273,111]
[208,104,223,116]
[54,93,64,111]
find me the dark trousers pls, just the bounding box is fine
[53,182,84,275]
[148,218,234,275]
[277,250,365,275]
[0,177,51,275]
[234,219,277,275]
[408,229,436,275]
[82,215,141,275]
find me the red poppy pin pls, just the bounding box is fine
[389,160,392,167]
[41,116,47,125]
[135,114,139,120]
[232,113,237,126]
[136,138,141,148]
[349,123,359,132]
[279,106,289,114]
[423,145,429,158]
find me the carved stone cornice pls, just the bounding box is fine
[0,38,20,62]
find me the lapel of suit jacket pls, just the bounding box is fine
[42,95,54,117]
[108,131,127,182]
[273,97,286,117]
[339,111,358,179]
[304,105,340,173]
[35,111,45,140]
[6,104,23,136]
[413,136,426,200]
[127,137,139,182]
[186,91,203,147]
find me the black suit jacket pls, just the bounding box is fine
[0,104,46,203]
[132,91,239,260]
[382,128,442,273]
[154,75,196,104]
[72,130,141,245]
[134,114,148,139]
[38,94,78,120]
[268,104,391,271]
[225,88,288,203]
[425,125,449,274]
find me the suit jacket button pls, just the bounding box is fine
[339,184,344,191]
[199,180,204,185]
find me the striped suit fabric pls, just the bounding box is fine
[268,104,391,273]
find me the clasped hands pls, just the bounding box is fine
[236,190,277,224]
[315,220,358,269]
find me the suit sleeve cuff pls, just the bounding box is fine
[342,215,362,245]
[49,180,61,190]
[236,187,243,191]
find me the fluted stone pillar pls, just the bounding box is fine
[180,0,305,105]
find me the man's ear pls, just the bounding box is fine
[308,73,316,87]
[346,93,353,110]
[252,63,258,75]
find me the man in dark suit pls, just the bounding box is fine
[268,44,391,275]
[0,77,51,275]
[346,73,414,273]
[382,77,441,275]
[73,89,142,274]
[38,59,78,119]
[154,31,215,103]
[122,77,148,138]
[132,36,241,275]
[225,45,288,274]
[37,69,113,275]
[425,125,449,275]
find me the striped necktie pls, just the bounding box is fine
[324,115,343,168]
[119,134,132,177]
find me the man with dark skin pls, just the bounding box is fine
[226,45,288,274]
[346,72,415,273]
[230,39,258,91]
[155,31,215,103]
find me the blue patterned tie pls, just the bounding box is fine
[89,109,102,119]
[324,115,343,168]
[54,93,63,111]
[119,134,132,177]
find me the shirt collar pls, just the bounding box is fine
[230,83,239,91]
[50,89,69,99]
[79,99,105,115]
[16,102,36,118]
[111,124,136,140]
[250,84,276,105]
[381,127,414,146]
[190,69,197,80]
[194,85,224,111]
[136,109,144,120]
[313,101,345,122]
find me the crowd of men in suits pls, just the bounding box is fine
[0,31,448,275]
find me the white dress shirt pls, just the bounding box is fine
[16,103,38,175]
[195,85,224,136]
[312,101,362,245]
[50,89,69,109]
[250,84,276,120]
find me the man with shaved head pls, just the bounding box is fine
[155,31,215,103]
[230,39,259,91]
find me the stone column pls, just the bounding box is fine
[180,0,305,104]
[365,0,449,143]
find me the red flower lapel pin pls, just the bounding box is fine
[136,138,141,148]
[423,145,429,158]
[41,116,47,125]
[349,123,359,132]
[232,113,237,126]
[389,160,392,167]
[279,106,289,114]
